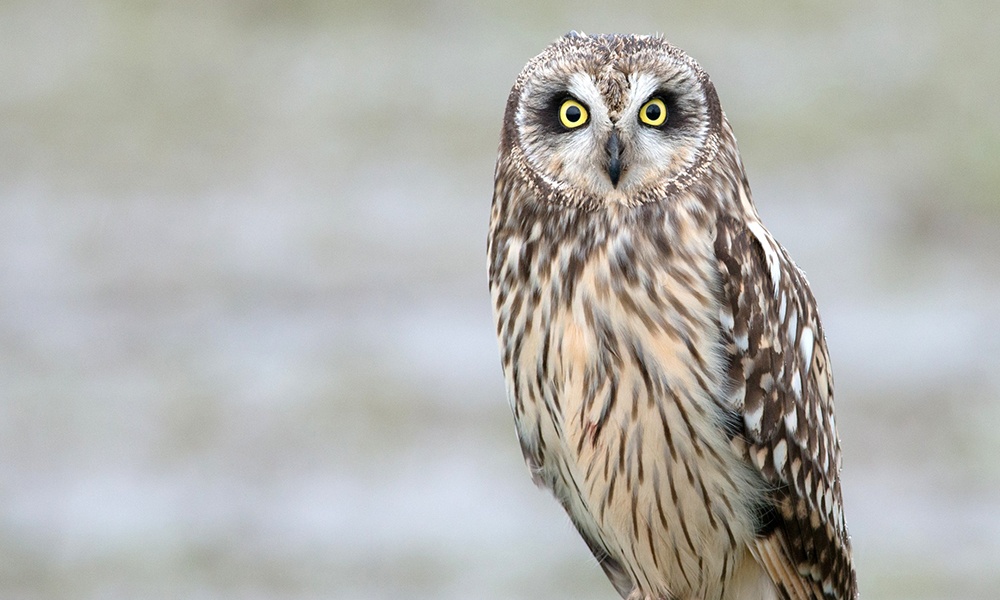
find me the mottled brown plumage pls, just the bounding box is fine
[488,33,857,599]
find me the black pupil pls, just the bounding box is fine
[646,103,661,121]
[565,105,581,122]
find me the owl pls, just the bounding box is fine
[488,33,857,600]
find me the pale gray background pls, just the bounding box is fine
[2,1,999,599]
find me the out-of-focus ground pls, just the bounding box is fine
[2,1,999,598]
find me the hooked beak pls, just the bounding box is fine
[606,130,623,188]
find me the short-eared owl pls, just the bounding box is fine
[488,33,857,599]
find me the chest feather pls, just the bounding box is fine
[493,227,764,598]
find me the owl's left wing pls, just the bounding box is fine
[714,212,857,600]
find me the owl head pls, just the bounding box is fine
[499,33,736,211]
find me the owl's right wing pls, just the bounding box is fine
[714,212,858,600]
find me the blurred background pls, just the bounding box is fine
[2,1,999,598]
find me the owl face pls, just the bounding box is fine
[506,34,722,208]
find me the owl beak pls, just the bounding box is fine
[606,130,623,188]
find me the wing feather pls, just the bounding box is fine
[715,212,858,599]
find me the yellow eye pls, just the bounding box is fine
[559,99,589,129]
[639,97,668,126]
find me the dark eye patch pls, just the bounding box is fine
[642,89,683,130]
[529,93,589,135]
[647,88,702,133]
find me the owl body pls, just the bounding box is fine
[489,34,856,599]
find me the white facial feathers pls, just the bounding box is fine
[512,55,713,206]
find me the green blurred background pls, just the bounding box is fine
[2,1,999,598]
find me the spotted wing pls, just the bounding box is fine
[715,213,858,599]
